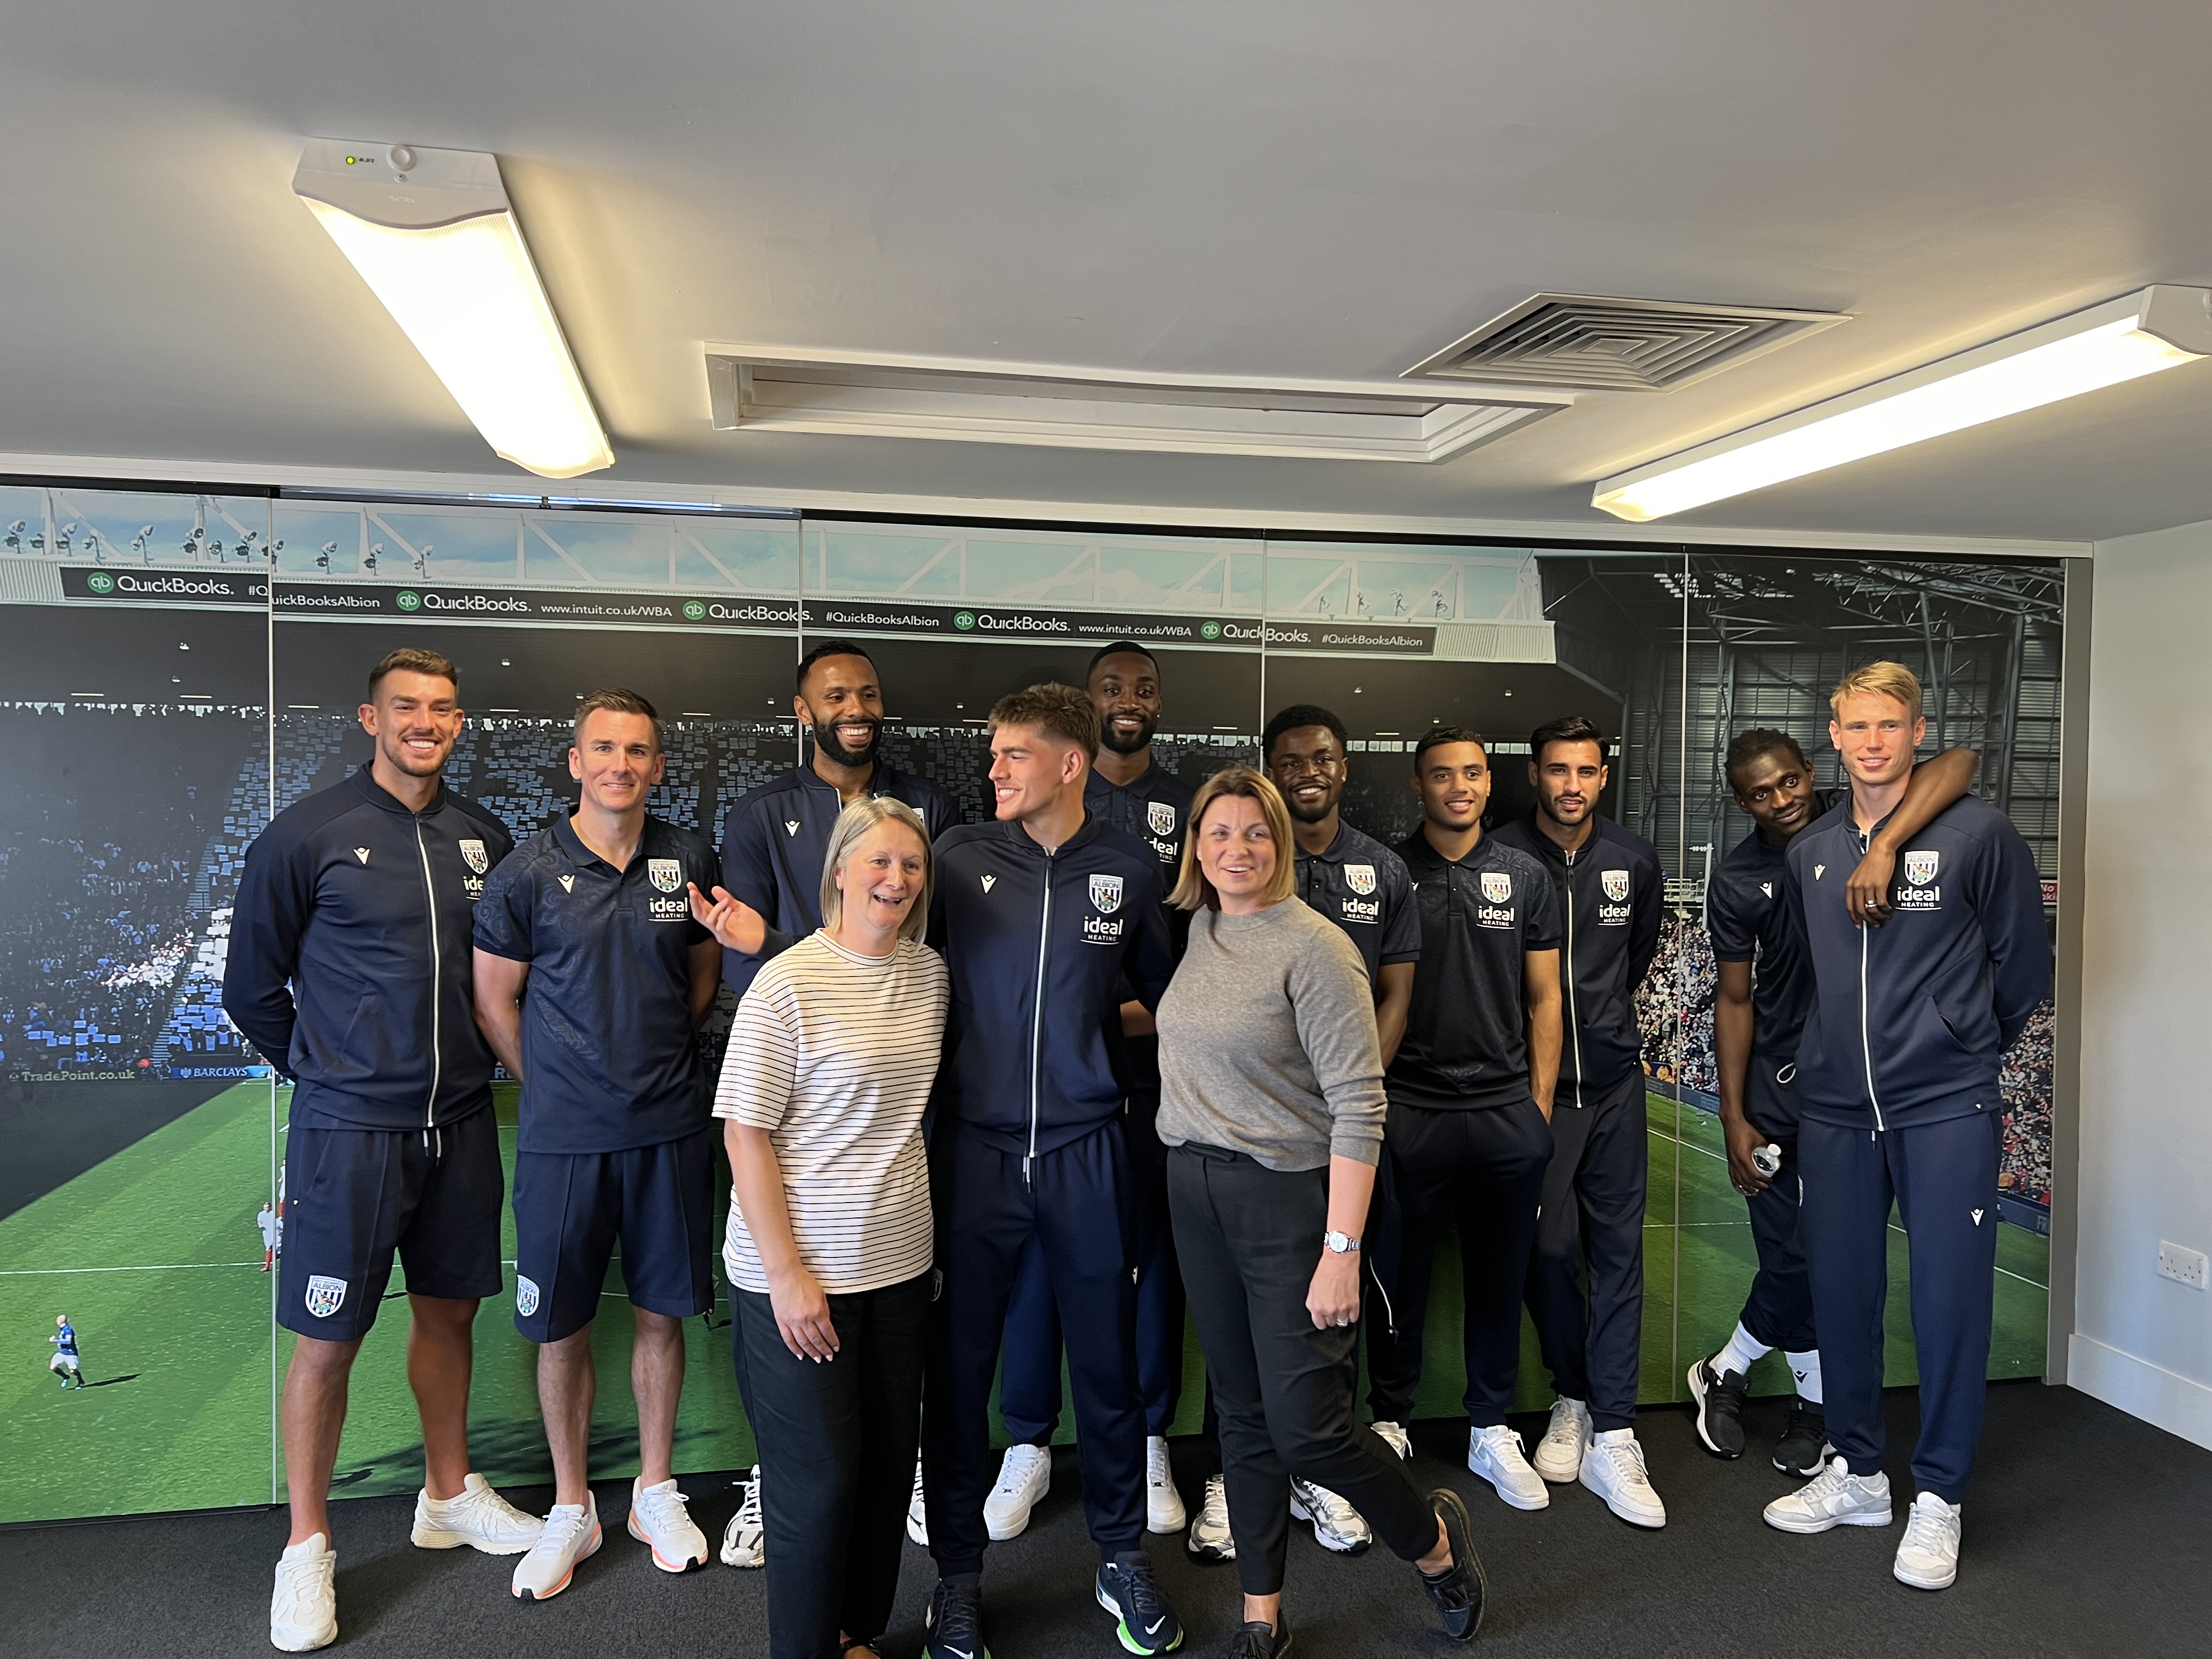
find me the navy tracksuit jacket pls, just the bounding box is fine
[1490,810,1662,1430]
[920,814,1175,1573]
[1784,792,2050,1500]
[716,760,960,997]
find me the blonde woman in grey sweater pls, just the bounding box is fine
[1154,766,1487,1656]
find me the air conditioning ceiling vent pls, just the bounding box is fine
[1406,294,1849,392]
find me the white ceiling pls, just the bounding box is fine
[6,0,2211,546]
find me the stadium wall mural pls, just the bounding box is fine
[0,482,2063,1522]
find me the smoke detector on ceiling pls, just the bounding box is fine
[1405,294,1849,392]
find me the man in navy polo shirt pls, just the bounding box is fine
[1766,663,2047,1593]
[1696,728,1976,1476]
[473,687,724,1602]
[992,641,1198,1545]
[716,639,961,1000]
[1491,715,1666,1528]
[229,647,541,1653]
[1372,729,1563,1515]
[919,683,1182,1659]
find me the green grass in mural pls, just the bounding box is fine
[3,1086,2049,1522]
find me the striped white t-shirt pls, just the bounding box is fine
[715,932,949,1295]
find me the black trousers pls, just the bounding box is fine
[1168,1142,1440,1598]
[1368,1096,1553,1427]
[735,1272,930,1659]
[1737,1054,1818,1354]
[1524,1070,1647,1431]
[922,1122,1144,1575]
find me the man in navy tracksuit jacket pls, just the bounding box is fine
[226,648,540,1650]
[918,683,1181,1659]
[1490,715,1666,1527]
[1769,664,2049,1592]
[997,642,1195,1537]
[715,639,960,998]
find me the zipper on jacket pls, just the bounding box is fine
[1562,844,1584,1109]
[413,819,443,1132]
[1026,847,1056,1182]
[1852,825,1886,1132]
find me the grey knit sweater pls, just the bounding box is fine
[1154,898,1386,1172]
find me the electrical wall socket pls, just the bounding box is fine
[2157,1241,2209,1291]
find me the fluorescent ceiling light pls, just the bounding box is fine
[293,139,612,479]
[1592,285,2212,522]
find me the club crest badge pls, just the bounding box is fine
[1904,850,1940,887]
[648,858,683,893]
[1147,800,1177,838]
[304,1276,347,1319]
[458,838,489,874]
[1345,864,1378,896]
[515,1274,541,1318]
[1601,869,1630,902]
[1481,871,1513,904]
[1090,873,1124,914]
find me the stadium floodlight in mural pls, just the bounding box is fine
[1592,285,2212,522]
[292,139,614,480]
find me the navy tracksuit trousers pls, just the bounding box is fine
[1000,1087,1185,1443]
[1739,1055,1819,1353]
[1524,1069,1647,1431]
[1368,1095,1553,1427]
[1800,1111,2002,1503]
[922,1121,1144,1573]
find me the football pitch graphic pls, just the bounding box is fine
[0,486,2066,1523]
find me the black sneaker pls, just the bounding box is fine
[1418,1487,1486,1644]
[1096,1551,1183,1655]
[1226,1614,1293,1659]
[924,1575,989,1659]
[1688,1357,1749,1459]
[1771,1401,1832,1478]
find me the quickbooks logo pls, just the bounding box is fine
[682,599,706,621]
[86,571,115,594]
[1200,620,1221,640]
[396,590,421,612]
[953,610,977,630]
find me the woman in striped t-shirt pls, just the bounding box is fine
[713,797,948,1659]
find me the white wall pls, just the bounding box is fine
[2072,518,2212,1447]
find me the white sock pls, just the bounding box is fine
[1786,1348,1824,1404]
[1716,1322,1771,1379]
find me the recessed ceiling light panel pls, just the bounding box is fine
[294,138,613,479]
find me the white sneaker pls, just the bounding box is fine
[269,1533,337,1652]
[411,1472,544,1555]
[983,1442,1052,1541]
[906,1454,928,1546]
[628,1476,708,1573]
[1145,1436,1187,1534]
[1578,1429,1666,1528]
[1531,1396,1591,1483]
[1289,1478,1373,1554]
[1763,1455,1894,1534]
[1893,1491,1962,1590]
[1466,1425,1550,1511]
[720,1467,764,1568]
[1186,1471,1235,1561]
[1370,1420,1412,1460]
[511,1495,603,1600]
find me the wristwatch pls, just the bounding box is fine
[1322,1230,1361,1255]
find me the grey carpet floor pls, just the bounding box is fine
[5,1381,2205,1657]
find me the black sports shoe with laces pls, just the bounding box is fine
[1771,1401,1832,1477]
[1418,1487,1486,1644]
[1227,1614,1293,1659]
[1689,1357,1750,1459]
[924,1575,989,1659]
[1096,1551,1183,1655]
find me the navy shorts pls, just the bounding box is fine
[277,1107,505,1342]
[512,1127,716,1344]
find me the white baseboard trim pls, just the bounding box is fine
[2067,1332,2212,1450]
